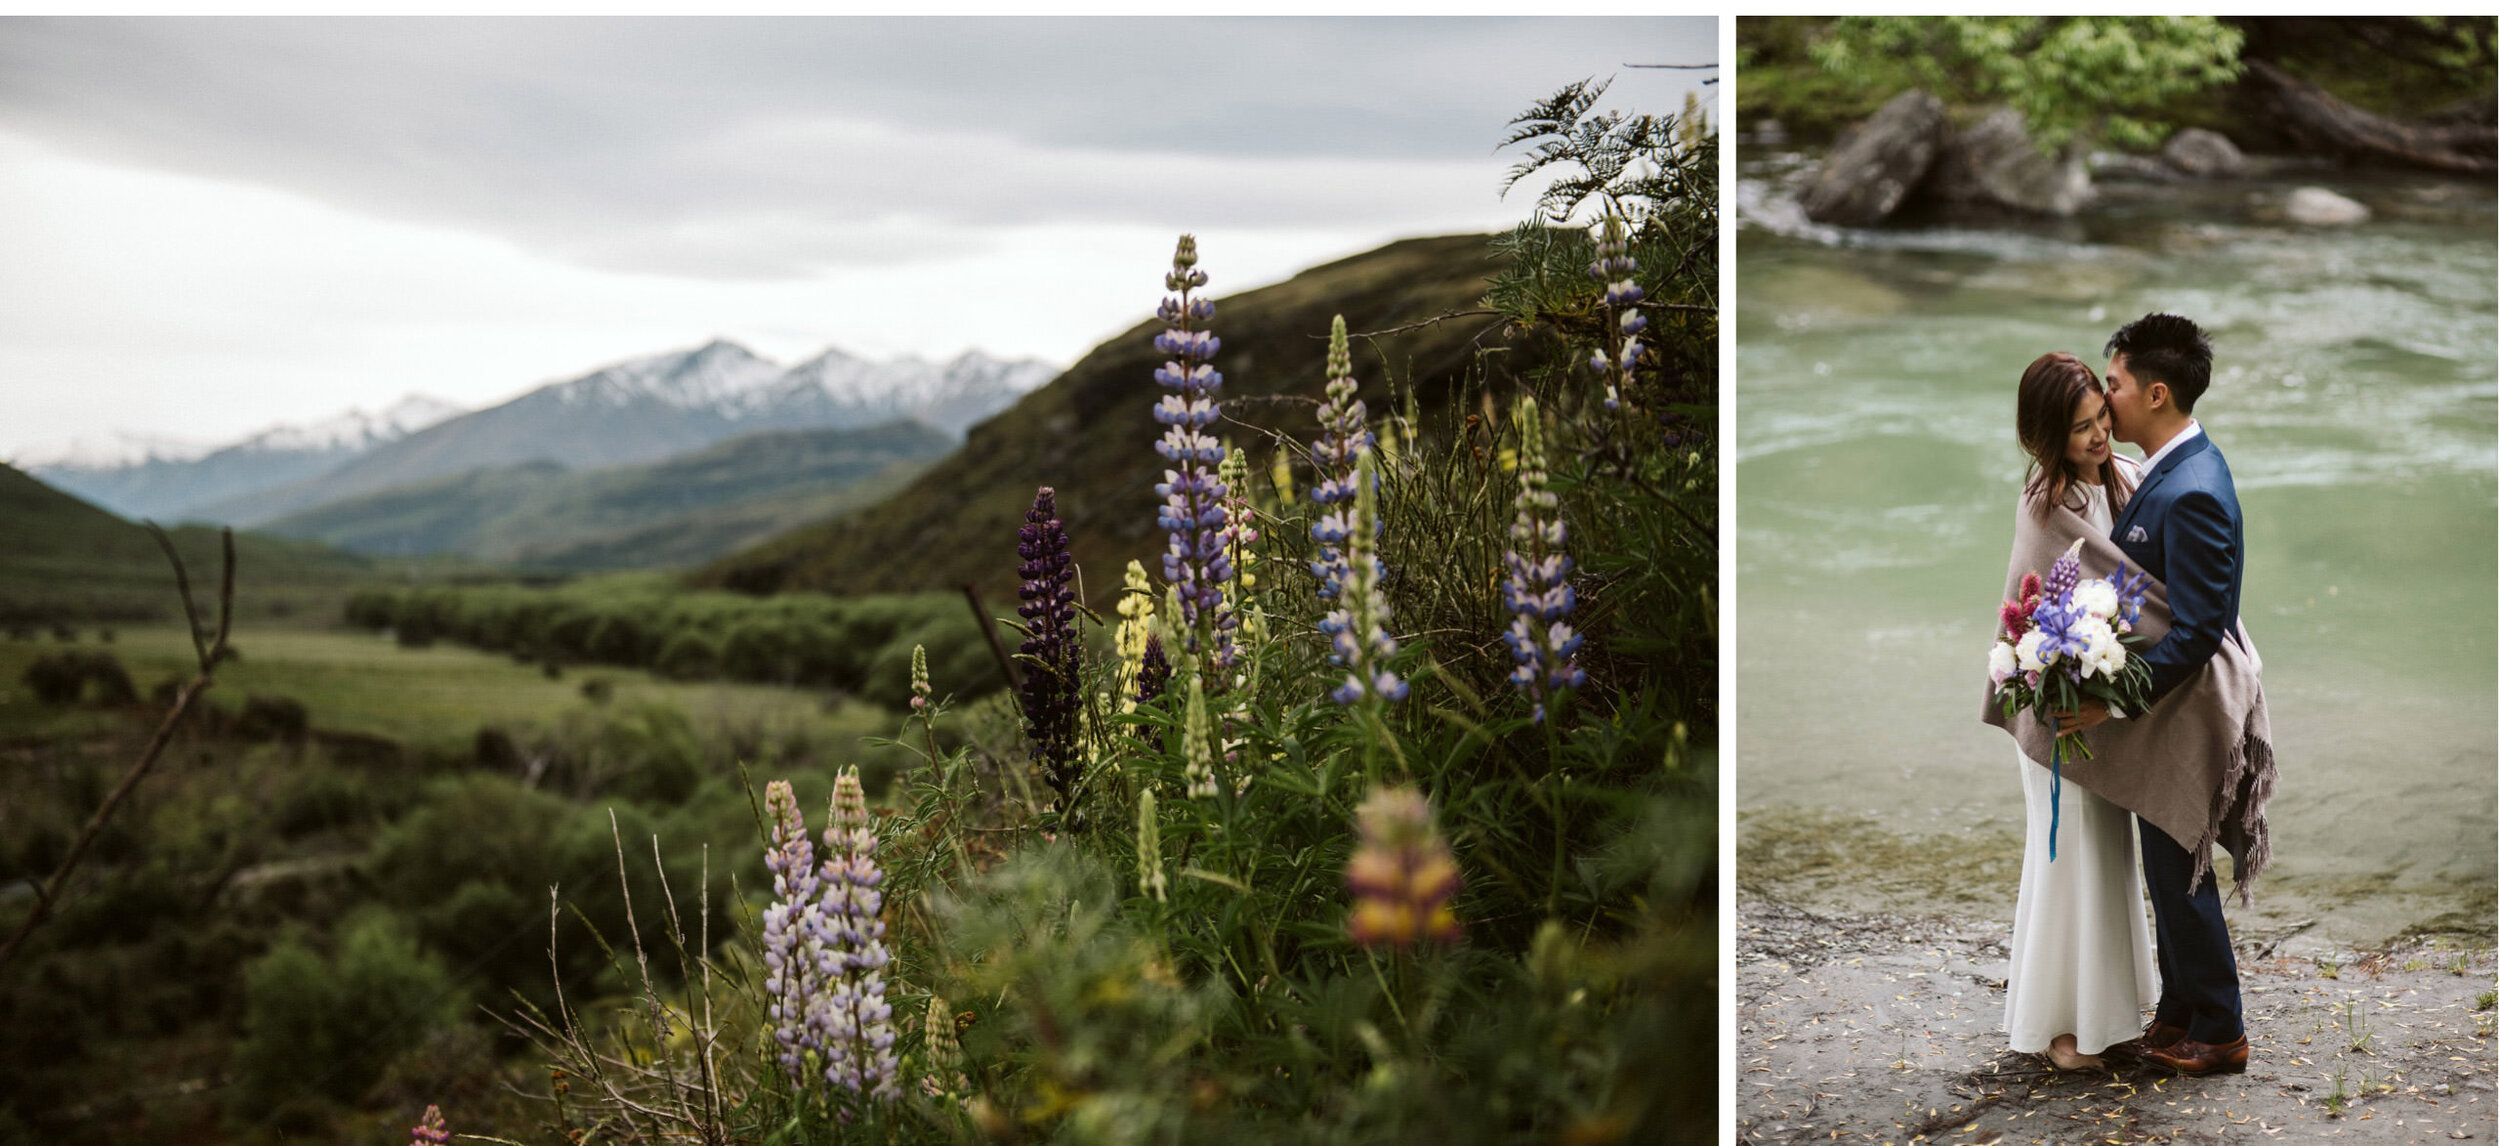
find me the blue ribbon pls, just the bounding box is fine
[2048,736,2063,862]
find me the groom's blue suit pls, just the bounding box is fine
[2110,428,2246,1044]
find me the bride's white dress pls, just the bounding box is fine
[2003,471,2158,1056]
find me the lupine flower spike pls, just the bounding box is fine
[1502,398,1586,723]
[1308,314,1376,608]
[1137,788,1168,902]
[1111,560,1156,715]
[411,1105,451,1146]
[814,767,899,1101]
[1588,214,1645,413]
[1152,234,1236,668]
[1017,487,1083,811]
[1327,446,1406,705]
[920,994,968,1099]
[1135,632,1171,708]
[1345,785,1463,950]
[909,643,931,713]
[760,780,825,1082]
[1216,446,1268,664]
[1182,674,1217,799]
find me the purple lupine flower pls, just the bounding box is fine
[1016,487,1084,811]
[760,779,825,1082]
[1308,314,1376,607]
[1135,632,1171,707]
[812,767,899,1102]
[1588,215,1646,413]
[2042,541,2083,605]
[1501,398,1586,723]
[1326,447,1406,705]
[1151,234,1236,668]
[410,1105,451,1146]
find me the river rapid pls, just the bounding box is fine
[1736,146,2497,950]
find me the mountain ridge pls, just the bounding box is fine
[35,341,1054,527]
[694,233,1513,609]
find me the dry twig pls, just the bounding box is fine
[0,526,233,968]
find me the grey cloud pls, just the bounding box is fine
[0,16,1714,279]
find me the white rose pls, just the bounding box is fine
[2015,629,2047,673]
[1988,641,2017,684]
[2074,578,2119,622]
[2077,616,2122,679]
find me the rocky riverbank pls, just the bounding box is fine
[1738,893,2498,1144]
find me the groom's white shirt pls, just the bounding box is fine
[2136,419,2204,473]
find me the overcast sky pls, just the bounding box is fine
[0,15,1716,464]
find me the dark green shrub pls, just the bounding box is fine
[653,629,721,681]
[20,651,138,706]
[233,694,309,742]
[273,765,372,839]
[585,612,652,666]
[228,911,461,1114]
[858,613,998,710]
[342,589,400,631]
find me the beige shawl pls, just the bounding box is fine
[1981,494,2277,904]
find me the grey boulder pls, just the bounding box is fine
[1799,90,1948,227]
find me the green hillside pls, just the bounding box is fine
[697,233,1514,607]
[263,422,954,571]
[0,463,372,626]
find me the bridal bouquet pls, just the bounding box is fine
[1989,539,2154,764]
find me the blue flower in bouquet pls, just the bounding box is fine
[2112,566,2152,632]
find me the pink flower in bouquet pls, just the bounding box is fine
[1998,599,2030,639]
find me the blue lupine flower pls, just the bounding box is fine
[1310,313,1389,666]
[1152,234,1236,668]
[1503,397,1586,722]
[1017,487,1083,813]
[1588,214,1647,413]
[1325,445,1405,705]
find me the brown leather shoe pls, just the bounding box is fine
[2141,1034,2250,1076]
[2127,1020,2188,1056]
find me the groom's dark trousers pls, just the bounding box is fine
[2110,430,2247,1045]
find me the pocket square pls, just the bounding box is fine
[2125,525,2148,542]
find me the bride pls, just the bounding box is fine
[1999,352,2157,1071]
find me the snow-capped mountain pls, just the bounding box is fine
[34,394,465,524]
[149,339,1056,527]
[766,348,1059,436]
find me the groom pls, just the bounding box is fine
[2060,312,2249,1075]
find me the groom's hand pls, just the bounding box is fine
[2056,698,2111,734]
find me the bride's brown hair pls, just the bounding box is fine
[2017,351,2132,523]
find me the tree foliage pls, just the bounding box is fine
[1811,16,2245,150]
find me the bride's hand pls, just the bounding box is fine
[2055,698,2110,734]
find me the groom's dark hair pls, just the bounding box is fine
[2106,313,2213,413]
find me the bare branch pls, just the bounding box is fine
[1340,308,1506,339]
[0,526,235,968]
